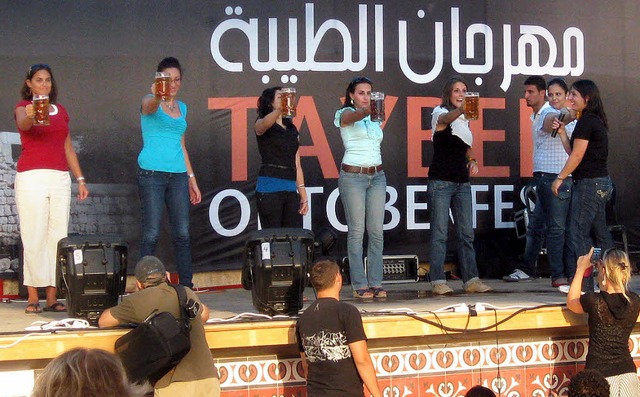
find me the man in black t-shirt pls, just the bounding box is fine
[296,259,382,397]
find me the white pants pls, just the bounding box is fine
[15,170,70,287]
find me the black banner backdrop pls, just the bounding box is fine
[1,1,638,272]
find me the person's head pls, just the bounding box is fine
[465,385,496,397]
[547,77,569,110]
[256,86,294,127]
[523,75,547,110]
[441,75,468,111]
[342,76,373,109]
[134,256,168,288]
[597,248,632,300]
[31,348,146,397]
[569,79,608,128]
[309,258,341,292]
[21,63,58,103]
[567,369,609,397]
[156,57,182,98]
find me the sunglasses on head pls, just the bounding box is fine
[29,64,50,75]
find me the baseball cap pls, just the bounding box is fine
[135,256,167,284]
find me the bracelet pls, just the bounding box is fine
[297,184,305,188]
[188,173,195,178]
[557,176,565,180]
[467,158,477,163]
[76,177,85,182]
[300,201,308,204]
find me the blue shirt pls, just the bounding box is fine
[138,100,188,172]
[334,107,383,166]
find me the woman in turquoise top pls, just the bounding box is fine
[335,77,386,299]
[137,57,201,288]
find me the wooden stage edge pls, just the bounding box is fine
[0,305,612,368]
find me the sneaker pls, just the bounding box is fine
[432,283,454,295]
[464,280,492,293]
[502,269,532,282]
[353,288,374,299]
[551,277,569,287]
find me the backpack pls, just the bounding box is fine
[115,284,194,385]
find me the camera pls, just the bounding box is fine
[185,298,200,319]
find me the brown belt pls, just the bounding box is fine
[341,164,383,175]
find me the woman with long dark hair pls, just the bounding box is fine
[428,76,491,295]
[567,248,640,396]
[254,87,308,228]
[552,79,613,289]
[138,57,200,288]
[335,77,387,299]
[15,64,89,313]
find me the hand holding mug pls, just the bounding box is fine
[24,103,35,119]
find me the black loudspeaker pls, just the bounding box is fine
[57,235,128,324]
[244,228,314,315]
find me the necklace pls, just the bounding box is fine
[165,101,177,112]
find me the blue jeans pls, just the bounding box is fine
[428,180,479,284]
[521,173,572,280]
[338,170,386,291]
[137,168,193,288]
[566,176,613,288]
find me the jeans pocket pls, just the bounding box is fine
[557,181,572,200]
[595,180,612,201]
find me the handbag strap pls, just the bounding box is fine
[170,284,191,330]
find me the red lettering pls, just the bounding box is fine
[208,97,256,182]
[519,98,533,177]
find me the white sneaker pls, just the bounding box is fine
[502,269,532,282]
[432,283,454,295]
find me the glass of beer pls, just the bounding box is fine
[33,94,50,126]
[154,72,171,101]
[464,92,480,120]
[280,87,296,118]
[370,92,385,122]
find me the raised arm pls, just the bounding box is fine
[339,107,370,127]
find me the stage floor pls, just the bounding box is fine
[3,275,639,334]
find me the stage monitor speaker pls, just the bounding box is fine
[57,234,128,325]
[245,228,314,315]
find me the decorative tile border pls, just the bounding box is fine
[217,334,640,396]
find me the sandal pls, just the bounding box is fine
[43,302,66,312]
[352,288,374,299]
[25,303,42,314]
[371,287,387,298]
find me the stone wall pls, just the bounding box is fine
[0,132,139,255]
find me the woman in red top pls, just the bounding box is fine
[14,64,89,313]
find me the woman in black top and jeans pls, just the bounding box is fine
[254,87,308,228]
[552,79,613,291]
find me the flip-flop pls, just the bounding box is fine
[25,303,42,314]
[43,302,66,312]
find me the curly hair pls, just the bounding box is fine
[567,369,610,397]
[256,86,294,127]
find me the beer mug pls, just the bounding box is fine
[33,94,50,126]
[280,87,296,118]
[464,92,480,120]
[154,72,171,101]
[370,92,385,122]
